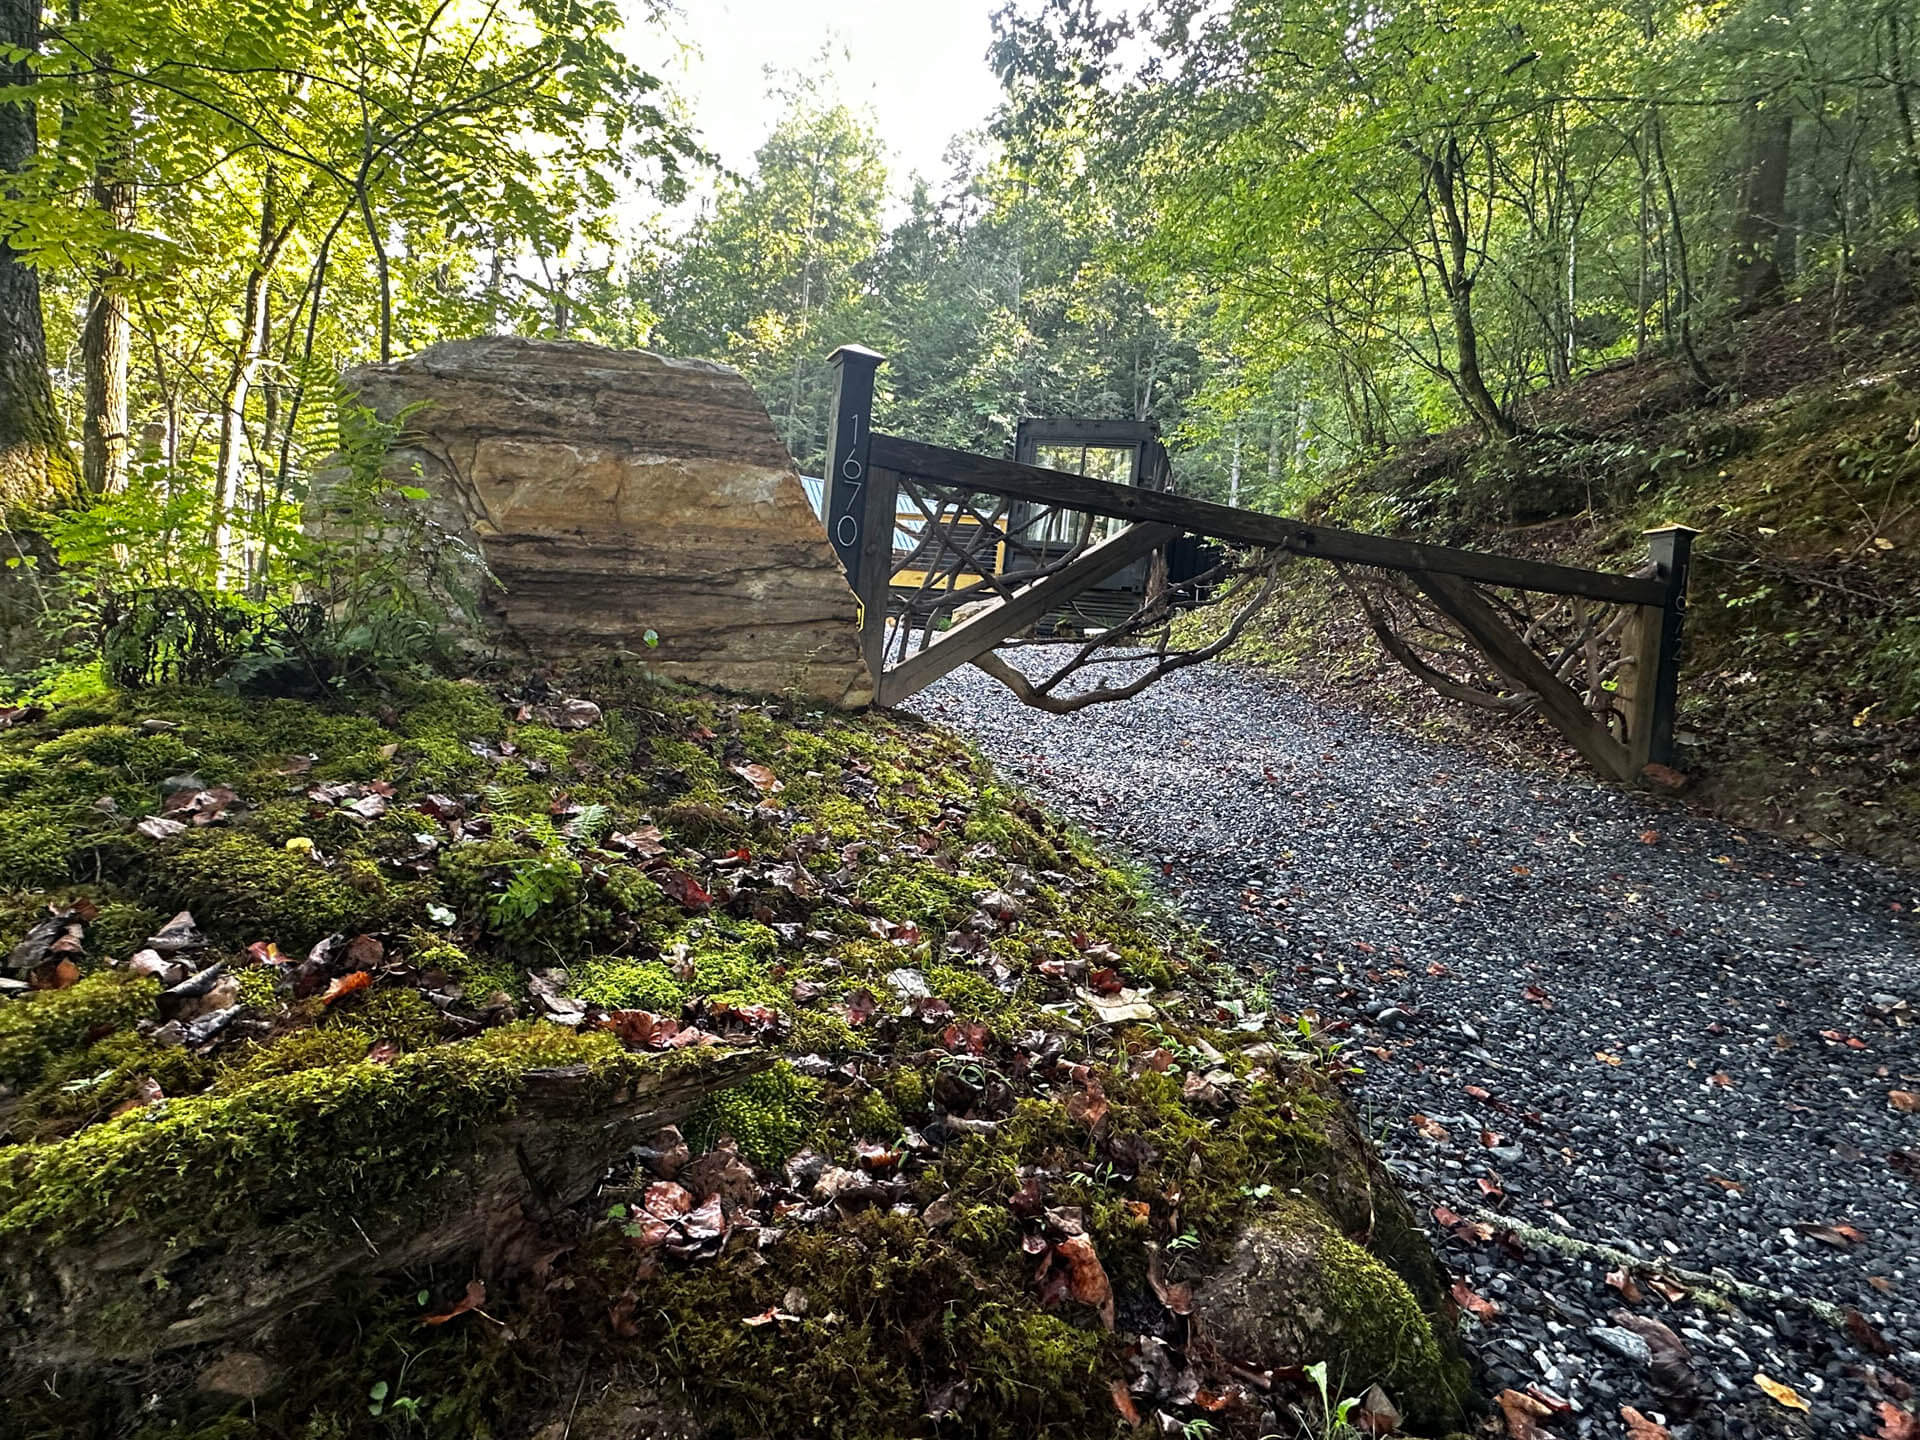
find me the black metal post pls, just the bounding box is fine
[1639,524,1698,769]
[824,345,885,587]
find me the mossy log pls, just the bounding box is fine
[1,1043,769,1376]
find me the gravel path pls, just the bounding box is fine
[910,655,1920,1440]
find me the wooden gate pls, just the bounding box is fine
[820,345,1694,782]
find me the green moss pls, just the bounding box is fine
[686,1061,818,1168]
[339,987,444,1049]
[846,1088,903,1141]
[0,972,158,1087]
[0,1024,651,1244]
[573,956,685,1011]
[167,832,391,948]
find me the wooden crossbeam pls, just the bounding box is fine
[869,434,1667,608]
[875,521,1181,705]
[1411,569,1635,781]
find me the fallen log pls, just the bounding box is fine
[1,1039,770,1375]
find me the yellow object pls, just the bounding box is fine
[1754,1374,1810,1412]
[285,837,315,855]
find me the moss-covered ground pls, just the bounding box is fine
[0,665,1469,1440]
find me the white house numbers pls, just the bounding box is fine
[834,410,864,553]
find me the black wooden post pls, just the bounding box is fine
[1630,524,1698,771]
[824,345,885,587]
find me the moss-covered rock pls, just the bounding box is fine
[1192,1204,1473,1429]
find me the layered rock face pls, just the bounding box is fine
[333,337,872,706]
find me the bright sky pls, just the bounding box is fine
[628,0,1006,197]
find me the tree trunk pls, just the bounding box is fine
[1889,8,1920,222]
[81,66,135,496]
[1429,138,1516,440]
[1727,103,1793,312]
[214,170,285,573]
[0,0,81,511]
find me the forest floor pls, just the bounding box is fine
[912,654,1920,1440]
[1211,275,1920,870]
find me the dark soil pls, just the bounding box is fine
[913,653,1920,1440]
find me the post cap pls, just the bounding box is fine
[1642,523,1702,535]
[828,344,887,367]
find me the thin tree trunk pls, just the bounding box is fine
[1430,137,1516,439]
[214,169,283,573]
[0,0,80,511]
[1649,109,1716,391]
[80,64,134,495]
[1227,425,1241,508]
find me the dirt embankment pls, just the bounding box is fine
[1221,277,1920,869]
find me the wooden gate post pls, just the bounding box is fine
[1626,524,1698,773]
[824,344,885,587]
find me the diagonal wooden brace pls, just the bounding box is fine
[1410,568,1635,782]
[875,521,1181,706]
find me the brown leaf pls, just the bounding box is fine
[1451,1279,1500,1322]
[1621,1406,1672,1439]
[727,760,780,793]
[1847,1307,1895,1357]
[1110,1379,1141,1427]
[1875,1401,1920,1440]
[1497,1388,1553,1439]
[1638,830,1661,845]
[1053,1233,1115,1329]
[319,970,372,1005]
[1890,1090,1920,1114]
[1606,1268,1644,1303]
[421,1279,485,1326]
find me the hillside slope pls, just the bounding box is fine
[0,669,1470,1439]
[1218,276,1920,869]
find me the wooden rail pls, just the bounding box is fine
[821,345,1695,780]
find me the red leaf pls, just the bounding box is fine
[1110,1379,1141,1427]
[1086,966,1125,996]
[660,872,713,912]
[421,1279,485,1326]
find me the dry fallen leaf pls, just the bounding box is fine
[1595,1050,1623,1065]
[1754,1373,1811,1412]
[1109,1379,1142,1427]
[1496,1387,1553,1439]
[1054,1234,1115,1330]
[1620,1406,1672,1439]
[1875,1401,1920,1440]
[1890,1090,1920,1114]
[421,1279,485,1326]
[319,970,372,1005]
[1606,1268,1644,1303]
[1451,1279,1500,1322]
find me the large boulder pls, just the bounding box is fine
[329,337,872,706]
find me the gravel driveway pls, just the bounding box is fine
[909,655,1920,1440]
